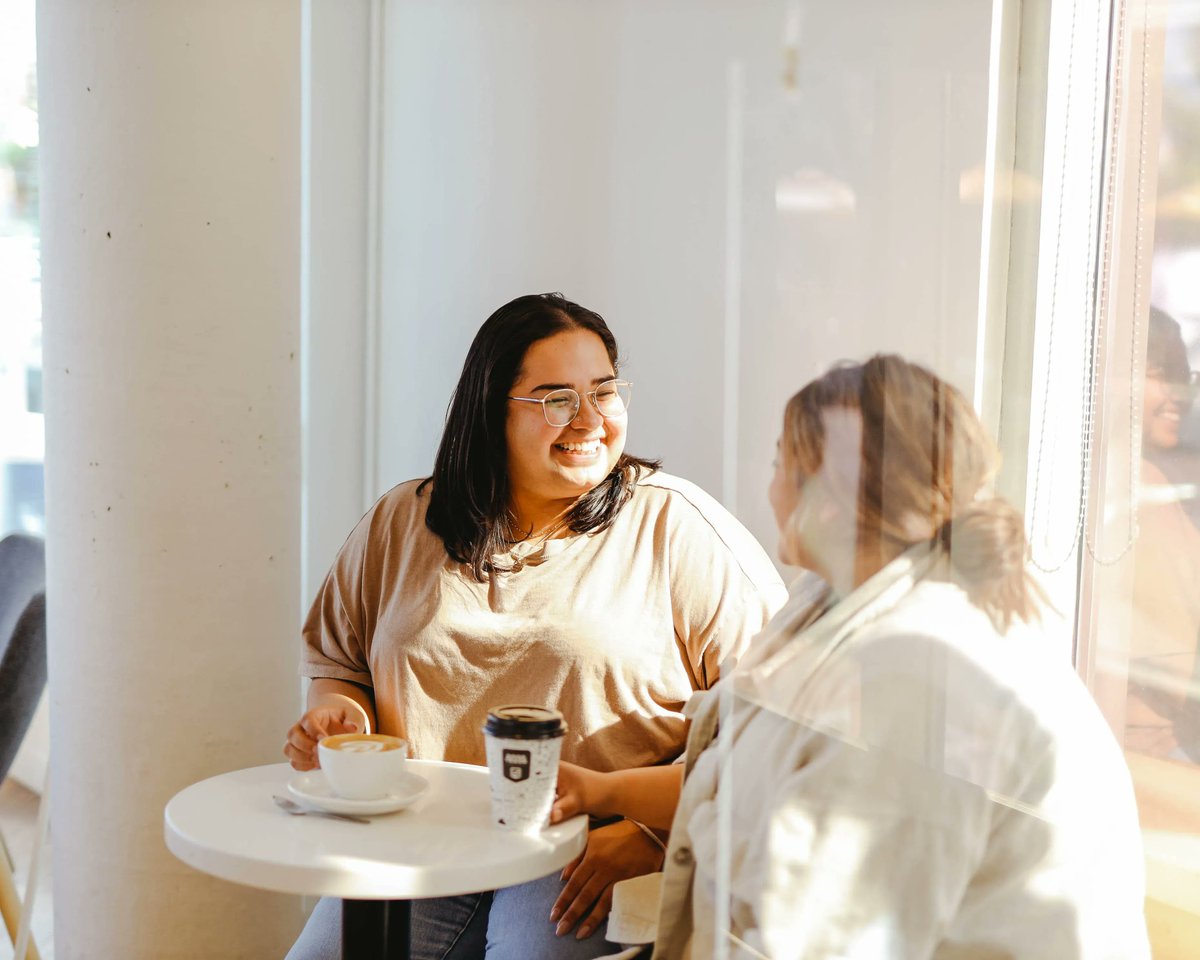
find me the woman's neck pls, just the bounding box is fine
[508,494,578,542]
[811,548,892,597]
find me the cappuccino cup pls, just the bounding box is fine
[318,733,408,801]
[482,705,566,834]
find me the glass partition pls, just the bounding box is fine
[1074,0,1200,953]
[301,0,1199,955]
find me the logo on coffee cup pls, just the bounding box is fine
[503,749,531,782]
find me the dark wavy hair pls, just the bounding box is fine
[1147,306,1190,387]
[420,293,660,580]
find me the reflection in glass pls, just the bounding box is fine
[1115,4,1200,951]
[1128,308,1200,762]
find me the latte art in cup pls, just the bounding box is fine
[324,735,403,753]
[339,741,386,753]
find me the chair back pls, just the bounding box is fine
[0,534,47,782]
[0,535,44,651]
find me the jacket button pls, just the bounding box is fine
[672,846,693,866]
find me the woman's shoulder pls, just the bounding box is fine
[634,469,716,502]
[631,471,782,582]
[353,477,435,544]
[368,477,429,515]
[851,579,1014,660]
[741,579,1055,754]
[847,579,1080,717]
[633,471,747,539]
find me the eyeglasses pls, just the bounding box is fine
[508,379,633,427]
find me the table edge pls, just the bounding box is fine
[163,761,588,899]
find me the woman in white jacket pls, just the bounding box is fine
[555,355,1150,959]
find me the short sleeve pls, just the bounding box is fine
[650,475,788,688]
[299,506,376,688]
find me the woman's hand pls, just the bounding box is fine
[552,761,608,823]
[285,680,376,770]
[550,819,665,940]
[557,761,684,831]
[283,705,363,771]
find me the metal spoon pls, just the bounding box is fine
[273,795,372,824]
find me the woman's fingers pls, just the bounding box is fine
[283,707,360,770]
[300,710,342,740]
[551,793,580,824]
[553,867,606,936]
[555,861,588,914]
[552,761,589,823]
[574,887,614,940]
[284,724,318,767]
[288,723,318,751]
[559,849,584,883]
[283,740,318,771]
[551,821,663,934]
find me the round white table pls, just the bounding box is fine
[164,760,588,959]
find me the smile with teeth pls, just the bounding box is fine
[555,439,604,454]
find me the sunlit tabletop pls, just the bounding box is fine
[164,759,587,900]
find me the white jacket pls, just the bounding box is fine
[650,548,1149,959]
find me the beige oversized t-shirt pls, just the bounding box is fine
[1126,459,1200,756]
[301,472,787,770]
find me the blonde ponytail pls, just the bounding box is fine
[938,498,1044,629]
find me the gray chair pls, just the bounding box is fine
[0,534,43,657]
[0,592,47,785]
[0,533,46,960]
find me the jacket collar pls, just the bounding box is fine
[732,542,943,714]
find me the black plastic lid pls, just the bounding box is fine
[483,705,566,740]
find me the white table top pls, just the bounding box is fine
[164,760,588,900]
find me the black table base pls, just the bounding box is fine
[343,898,411,960]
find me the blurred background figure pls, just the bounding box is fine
[1127,307,1200,762]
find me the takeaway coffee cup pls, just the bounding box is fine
[318,733,408,800]
[482,706,566,834]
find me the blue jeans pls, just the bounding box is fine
[284,872,614,960]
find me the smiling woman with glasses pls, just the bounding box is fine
[283,292,786,960]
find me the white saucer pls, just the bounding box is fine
[287,770,429,816]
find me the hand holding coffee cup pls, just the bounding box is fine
[318,733,409,801]
[483,706,566,834]
[284,704,365,771]
[550,761,604,824]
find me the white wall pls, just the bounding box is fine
[303,0,372,600]
[310,0,996,563]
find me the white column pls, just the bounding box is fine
[38,2,304,957]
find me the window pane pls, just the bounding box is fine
[1079,2,1200,952]
[0,0,43,539]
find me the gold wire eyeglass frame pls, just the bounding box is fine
[507,379,633,427]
